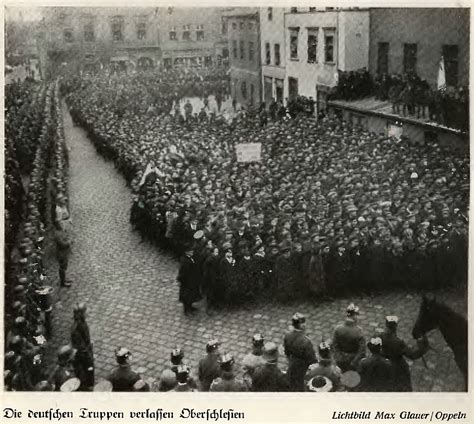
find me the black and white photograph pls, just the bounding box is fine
[3,3,470,403]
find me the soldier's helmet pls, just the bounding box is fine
[385,315,399,330]
[171,347,184,364]
[115,347,132,364]
[206,339,220,353]
[292,312,306,328]
[73,302,87,317]
[318,341,331,358]
[252,333,264,347]
[346,303,360,316]
[219,353,234,372]
[176,365,190,383]
[367,337,383,353]
[57,345,77,364]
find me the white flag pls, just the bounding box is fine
[437,56,446,91]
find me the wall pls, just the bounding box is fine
[369,8,470,87]
[338,10,369,71]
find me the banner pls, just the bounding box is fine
[387,123,403,140]
[236,143,262,162]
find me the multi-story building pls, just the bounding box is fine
[284,7,370,115]
[259,7,288,105]
[157,7,229,68]
[225,8,261,107]
[369,8,469,88]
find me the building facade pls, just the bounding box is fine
[226,8,261,107]
[157,7,229,68]
[369,8,469,88]
[259,7,288,105]
[284,8,370,115]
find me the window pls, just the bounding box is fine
[250,84,255,104]
[233,40,238,58]
[196,24,204,41]
[240,40,245,59]
[240,22,244,30]
[137,22,147,40]
[248,22,254,30]
[290,28,299,60]
[241,81,247,99]
[377,42,389,75]
[309,7,317,12]
[291,7,298,13]
[182,25,191,41]
[63,28,74,43]
[267,7,273,21]
[288,77,298,99]
[274,43,281,66]
[307,28,318,63]
[84,23,94,42]
[265,42,271,65]
[443,45,459,86]
[222,21,228,35]
[167,7,173,14]
[249,41,255,61]
[169,27,177,40]
[232,22,237,30]
[403,43,417,74]
[324,29,335,63]
[111,19,124,42]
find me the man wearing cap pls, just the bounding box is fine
[357,337,394,392]
[332,304,366,372]
[49,345,77,391]
[108,347,141,392]
[284,313,317,391]
[251,342,289,392]
[380,316,428,391]
[242,334,266,386]
[70,303,94,391]
[173,365,197,392]
[177,244,200,315]
[198,339,221,391]
[159,347,198,391]
[210,354,248,391]
[217,243,235,305]
[305,342,342,391]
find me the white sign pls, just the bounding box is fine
[236,143,262,162]
[388,123,403,140]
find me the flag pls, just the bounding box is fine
[437,56,446,91]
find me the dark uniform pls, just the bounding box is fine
[108,348,141,392]
[252,342,289,392]
[177,251,201,314]
[357,337,394,392]
[49,345,77,391]
[198,340,221,391]
[172,365,197,392]
[210,354,248,392]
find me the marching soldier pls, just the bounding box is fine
[304,342,342,391]
[159,347,197,391]
[283,313,317,391]
[380,316,429,391]
[332,303,366,372]
[108,347,141,392]
[173,365,196,392]
[49,345,77,391]
[198,339,221,391]
[251,342,289,392]
[242,333,266,386]
[210,354,248,392]
[357,337,394,392]
[70,303,94,390]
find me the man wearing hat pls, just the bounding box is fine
[380,316,428,391]
[332,304,366,372]
[198,339,221,391]
[177,244,201,316]
[251,342,289,392]
[242,334,266,386]
[357,337,394,392]
[216,242,235,305]
[173,365,197,392]
[305,342,342,391]
[108,347,141,392]
[70,303,94,391]
[159,347,197,391]
[283,313,317,391]
[49,345,77,391]
[210,354,248,391]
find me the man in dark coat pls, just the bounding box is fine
[357,337,394,392]
[108,347,141,392]
[177,244,201,315]
[54,220,72,287]
[70,303,94,390]
[252,342,289,392]
[380,316,428,392]
[210,354,248,392]
[49,345,77,391]
[283,313,317,391]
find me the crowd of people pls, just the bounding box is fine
[26,306,429,392]
[330,70,469,132]
[63,69,468,309]
[4,80,73,391]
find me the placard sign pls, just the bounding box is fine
[388,123,403,140]
[236,143,262,162]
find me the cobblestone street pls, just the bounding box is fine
[44,105,466,392]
